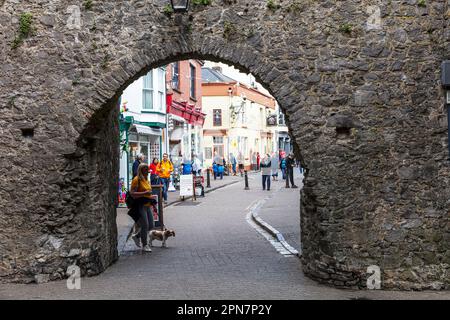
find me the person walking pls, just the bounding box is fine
[192,154,202,176]
[130,163,156,252]
[261,154,272,191]
[251,152,257,171]
[213,152,224,180]
[230,153,237,176]
[237,152,244,177]
[156,153,174,204]
[286,153,298,188]
[256,152,261,171]
[132,153,145,178]
[270,152,279,181]
[149,158,160,185]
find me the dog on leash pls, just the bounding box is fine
[149,228,176,247]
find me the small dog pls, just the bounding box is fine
[149,228,176,247]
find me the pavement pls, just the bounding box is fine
[1,171,449,300]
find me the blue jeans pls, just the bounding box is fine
[232,164,236,174]
[160,178,169,201]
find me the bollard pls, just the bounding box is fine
[244,170,250,190]
[206,168,211,188]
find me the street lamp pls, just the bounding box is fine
[441,61,450,159]
[170,0,190,13]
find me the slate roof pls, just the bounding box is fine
[201,67,236,83]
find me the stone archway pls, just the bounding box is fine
[0,0,448,290]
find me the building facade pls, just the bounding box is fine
[166,60,206,168]
[119,67,167,191]
[201,67,276,169]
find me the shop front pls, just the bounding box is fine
[119,119,164,207]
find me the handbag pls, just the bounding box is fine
[125,191,135,209]
[125,176,140,209]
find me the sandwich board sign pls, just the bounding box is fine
[179,174,193,197]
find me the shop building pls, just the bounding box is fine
[119,66,167,191]
[201,67,276,169]
[166,60,206,168]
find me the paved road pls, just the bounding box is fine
[1,175,448,300]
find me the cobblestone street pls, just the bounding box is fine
[0,174,448,300]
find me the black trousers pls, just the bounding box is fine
[286,167,295,187]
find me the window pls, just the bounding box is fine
[213,136,224,144]
[143,71,153,110]
[214,145,224,158]
[158,68,165,111]
[172,62,180,90]
[205,147,212,159]
[279,110,286,126]
[190,64,196,99]
[213,109,222,126]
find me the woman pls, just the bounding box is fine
[270,152,279,181]
[130,163,156,252]
[149,158,160,185]
[260,154,272,191]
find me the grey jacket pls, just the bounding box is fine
[261,159,272,175]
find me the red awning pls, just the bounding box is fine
[167,94,206,126]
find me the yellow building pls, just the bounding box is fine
[201,67,277,169]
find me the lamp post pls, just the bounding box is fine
[441,61,450,160]
[170,0,190,13]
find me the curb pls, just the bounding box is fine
[251,209,301,258]
[249,185,302,258]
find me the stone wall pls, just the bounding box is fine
[0,0,448,289]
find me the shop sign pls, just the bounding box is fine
[179,174,194,197]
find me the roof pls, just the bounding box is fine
[201,67,236,83]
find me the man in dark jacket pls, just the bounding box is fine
[132,153,144,178]
[286,153,298,188]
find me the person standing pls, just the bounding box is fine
[251,152,257,171]
[261,154,272,191]
[149,158,160,185]
[237,152,244,177]
[286,153,298,188]
[256,152,261,171]
[280,156,287,180]
[213,152,224,180]
[230,153,237,176]
[156,153,174,204]
[270,152,279,181]
[130,163,156,252]
[132,153,144,178]
[192,154,202,176]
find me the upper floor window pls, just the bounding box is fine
[143,71,153,110]
[278,111,286,126]
[158,68,165,111]
[172,62,180,90]
[190,64,196,99]
[213,109,222,126]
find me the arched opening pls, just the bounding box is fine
[113,58,303,262]
[68,53,305,270]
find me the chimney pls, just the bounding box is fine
[212,66,222,74]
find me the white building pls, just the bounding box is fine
[119,67,167,189]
